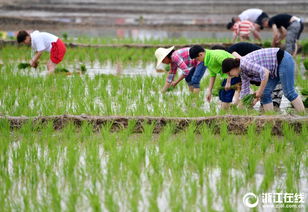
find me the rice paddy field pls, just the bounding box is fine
[0,37,308,211]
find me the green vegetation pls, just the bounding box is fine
[55,67,70,73]
[1,64,264,116]
[304,98,308,108]
[302,88,308,96]
[62,32,68,41]
[303,58,308,70]
[80,64,87,73]
[0,121,306,211]
[64,36,233,45]
[1,46,155,67]
[18,62,31,69]
[302,41,308,55]
[212,84,239,97]
[0,38,307,211]
[242,94,256,107]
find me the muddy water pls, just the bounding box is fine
[6,142,308,211]
[12,60,293,113]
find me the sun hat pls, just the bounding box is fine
[155,46,175,68]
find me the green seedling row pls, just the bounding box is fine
[0,121,306,211]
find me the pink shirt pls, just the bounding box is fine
[233,21,255,36]
[166,48,199,83]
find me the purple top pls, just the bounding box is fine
[239,48,280,99]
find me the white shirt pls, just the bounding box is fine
[238,9,263,22]
[30,31,58,52]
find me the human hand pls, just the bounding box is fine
[206,92,212,102]
[30,60,38,68]
[225,82,231,91]
[255,89,263,99]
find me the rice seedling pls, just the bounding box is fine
[0,37,307,211]
[304,97,308,108]
[302,41,308,55]
[304,58,308,70]
[301,88,308,95]
[242,93,256,107]
[54,67,70,74]
[17,62,31,69]
[0,121,306,211]
[80,64,87,73]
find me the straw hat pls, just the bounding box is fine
[155,46,175,68]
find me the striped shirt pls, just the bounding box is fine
[239,48,280,99]
[166,48,199,83]
[233,21,255,36]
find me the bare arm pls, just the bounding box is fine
[31,51,43,65]
[232,33,238,42]
[205,76,216,102]
[161,81,172,93]
[279,27,287,40]
[225,76,232,90]
[251,29,262,41]
[232,52,242,59]
[171,74,185,87]
[256,69,270,98]
[208,76,216,93]
[271,24,281,46]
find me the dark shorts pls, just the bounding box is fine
[219,77,241,103]
[255,12,268,30]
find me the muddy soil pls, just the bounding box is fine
[1,114,307,136]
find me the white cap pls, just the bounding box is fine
[154,46,175,68]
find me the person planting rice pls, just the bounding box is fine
[227,20,261,41]
[221,48,305,112]
[211,42,283,109]
[230,8,268,37]
[17,30,66,73]
[155,46,206,93]
[189,45,236,109]
[262,14,304,56]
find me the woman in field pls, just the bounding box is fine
[221,48,305,112]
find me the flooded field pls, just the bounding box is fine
[1,127,307,211]
[0,0,308,208]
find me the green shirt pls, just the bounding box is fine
[204,49,235,79]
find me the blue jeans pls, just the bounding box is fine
[185,62,206,88]
[261,51,298,104]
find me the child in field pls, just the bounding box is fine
[155,46,206,93]
[227,20,261,41]
[17,30,66,73]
